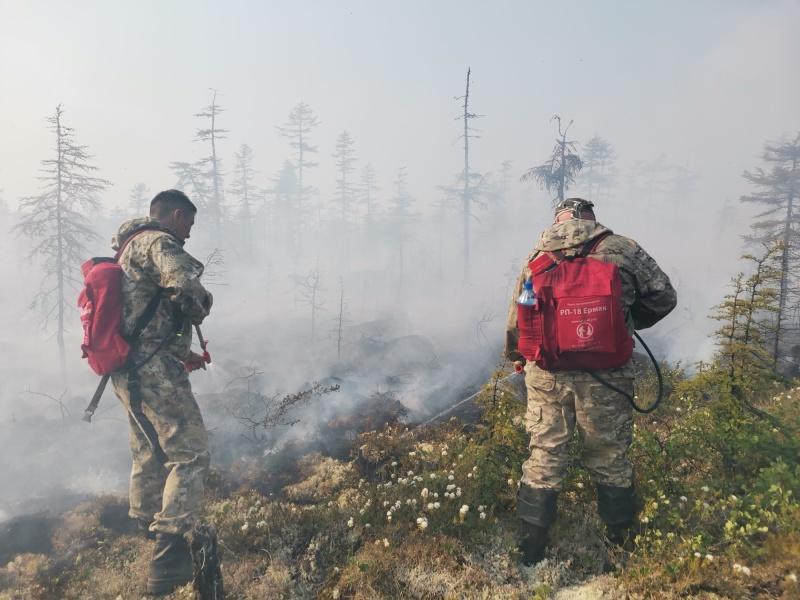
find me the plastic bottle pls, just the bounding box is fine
[518,279,536,306]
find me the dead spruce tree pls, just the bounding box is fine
[579,136,616,202]
[229,143,257,257]
[388,167,416,289]
[194,89,227,231]
[360,162,380,239]
[741,132,800,366]
[331,277,350,361]
[17,105,109,383]
[278,102,320,241]
[522,115,583,205]
[128,182,150,216]
[296,265,323,341]
[332,130,358,224]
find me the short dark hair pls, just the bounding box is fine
[149,189,197,218]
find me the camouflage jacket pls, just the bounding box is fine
[113,218,212,361]
[505,219,677,373]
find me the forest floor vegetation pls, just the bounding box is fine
[0,361,798,599]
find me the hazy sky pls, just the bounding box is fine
[1,0,798,211]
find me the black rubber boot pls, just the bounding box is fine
[516,486,558,566]
[596,484,637,547]
[519,522,549,566]
[146,532,193,596]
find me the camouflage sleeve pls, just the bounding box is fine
[504,262,528,362]
[147,235,213,324]
[627,242,677,329]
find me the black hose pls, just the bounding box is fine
[588,331,663,413]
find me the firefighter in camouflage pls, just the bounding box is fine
[111,189,212,595]
[505,198,677,565]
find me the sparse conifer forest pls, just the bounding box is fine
[1,3,799,599]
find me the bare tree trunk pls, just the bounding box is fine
[336,280,344,360]
[210,92,222,231]
[558,129,566,202]
[462,68,471,282]
[55,108,66,385]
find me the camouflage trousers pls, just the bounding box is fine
[520,364,634,491]
[111,352,210,535]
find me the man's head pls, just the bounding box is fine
[554,198,595,223]
[149,189,197,242]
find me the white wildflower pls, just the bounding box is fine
[416,517,428,530]
[256,520,267,529]
[241,522,249,532]
[421,488,429,499]
[576,482,584,489]
[680,496,688,502]
[448,474,455,481]
[332,588,340,600]
[694,552,701,558]
[347,517,354,528]
[640,516,649,524]
[383,538,390,548]
[391,461,398,467]
[458,504,469,521]
[433,502,440,509]
[787,573,797,583]
[705,554,714,561]
[480,512,487,520]
[701,485,710,492]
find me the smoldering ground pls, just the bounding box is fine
[0,1,797,527]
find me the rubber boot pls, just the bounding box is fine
[519,522,550,566]
[516,486,558,566]
[596,484,637,547]
[147,532,193,596]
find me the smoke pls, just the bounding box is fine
[1,1,798,519]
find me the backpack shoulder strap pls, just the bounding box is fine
[116,226,166,341]
[529,252,558,275]
[580,231,612,258]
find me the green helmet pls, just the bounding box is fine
[554,197,595,219]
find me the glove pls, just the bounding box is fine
[184,351,208,372]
